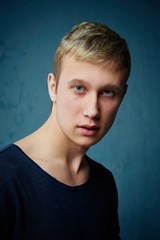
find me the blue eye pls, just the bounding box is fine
[74,85,84,92]
[103,89,114,96]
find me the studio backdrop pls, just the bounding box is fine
[0,1,160,239]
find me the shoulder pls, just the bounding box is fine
[0,143,23,163]
[86,155,117,185]
[0,144,17,163]
[0,144,19,171]
[86,155,113,176]
[0,144,30,183]
[86,155,119,203]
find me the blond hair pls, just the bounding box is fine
[54,21,131,81]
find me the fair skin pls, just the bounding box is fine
[16,54,127,186]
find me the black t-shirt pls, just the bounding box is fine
[0,144,120,240]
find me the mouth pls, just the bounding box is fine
[78,125,100,136]
[80,125,100,130]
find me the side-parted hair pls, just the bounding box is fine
[54,21,131,82]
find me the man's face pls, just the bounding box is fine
[52,55,127,148]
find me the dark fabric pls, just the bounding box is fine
[0,144,121,240]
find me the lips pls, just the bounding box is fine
[80,125,99,130]
[78,125,100,136]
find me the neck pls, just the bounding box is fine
[35,113,89,173]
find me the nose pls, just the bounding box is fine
[83,94,100,119]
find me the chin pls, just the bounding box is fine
[78,138,102,148]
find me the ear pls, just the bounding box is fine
[48,73,57,103]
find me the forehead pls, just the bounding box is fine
[59,54,126,88]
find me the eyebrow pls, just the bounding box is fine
[66,79,88,85]
[67,78,123,92]
[103,83,123,92]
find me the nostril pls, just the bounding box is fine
[83,110,100,119]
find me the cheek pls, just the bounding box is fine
[56,94,82,116]
[102,102,120,122]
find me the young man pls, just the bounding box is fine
[0,21,131,239]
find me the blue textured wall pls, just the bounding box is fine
[0,0,160,239]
